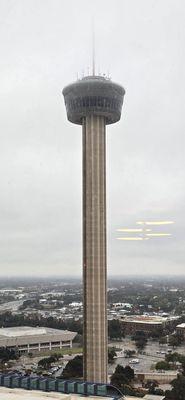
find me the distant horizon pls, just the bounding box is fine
[0,273,185,281]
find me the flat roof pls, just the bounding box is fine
[0,387,116,400]
[123,317,163,324]
[141,371,177,376]
[0,326,75,338]
[177,323,185,328]
[122,315,179,324]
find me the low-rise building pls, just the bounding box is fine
[136,371,178,384]
[120,315,179,335]
[0,326,77,353]
[176,322,185,337]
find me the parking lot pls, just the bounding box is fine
[108,337,185,374]
[8,337,185,378]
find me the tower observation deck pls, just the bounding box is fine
[63,75,125,383]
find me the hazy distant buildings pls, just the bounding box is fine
[0,326,77,353]
[63,75,125,383]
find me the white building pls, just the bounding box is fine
[0,326,77,353]
[176,322,185,337]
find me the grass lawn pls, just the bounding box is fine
[32,347,83,358]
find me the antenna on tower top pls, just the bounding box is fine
[92,19,95,76]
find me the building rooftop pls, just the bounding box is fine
[176,323,185,328]
[0,326,75,338]
[126,396,165,400]
[1,388,165,400]
[121,315,179,324]
[0,387,116,400]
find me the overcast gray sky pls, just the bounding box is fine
[0,0,184,277]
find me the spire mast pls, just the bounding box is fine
[92,19,95,76]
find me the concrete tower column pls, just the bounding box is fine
[63,75,125,384]
[83,115,107,383]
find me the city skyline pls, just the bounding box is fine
[0,0,184,277]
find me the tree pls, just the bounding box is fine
[0,311,83,335]
[110,364,134,395]
[165,375,185,399]
[124,365,134,382]
[135,337,147,350]
[110,365,129,391]
[155,388,164,395]
[132,331,148,351]
[124,349,136,358]
[61,355,83,379]
[73,334,83,346]
[165,352,185,364]
[164,352,185,374]
[150,328,163,340]
[155,360,170,371]
[145,380,158,394]
[52,353,61,361]
[38,354,59,369]
[159,336,167,345]
[38,358,52,369]
[169,334,183,348]
[181,362,185,376]
[0,347,19,362]
[108,348,116,364]
[108,320,124,340]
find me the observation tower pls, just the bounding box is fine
[63,74,125,383]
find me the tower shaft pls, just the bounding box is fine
[83,115,107,383]
[63,74,125,384]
